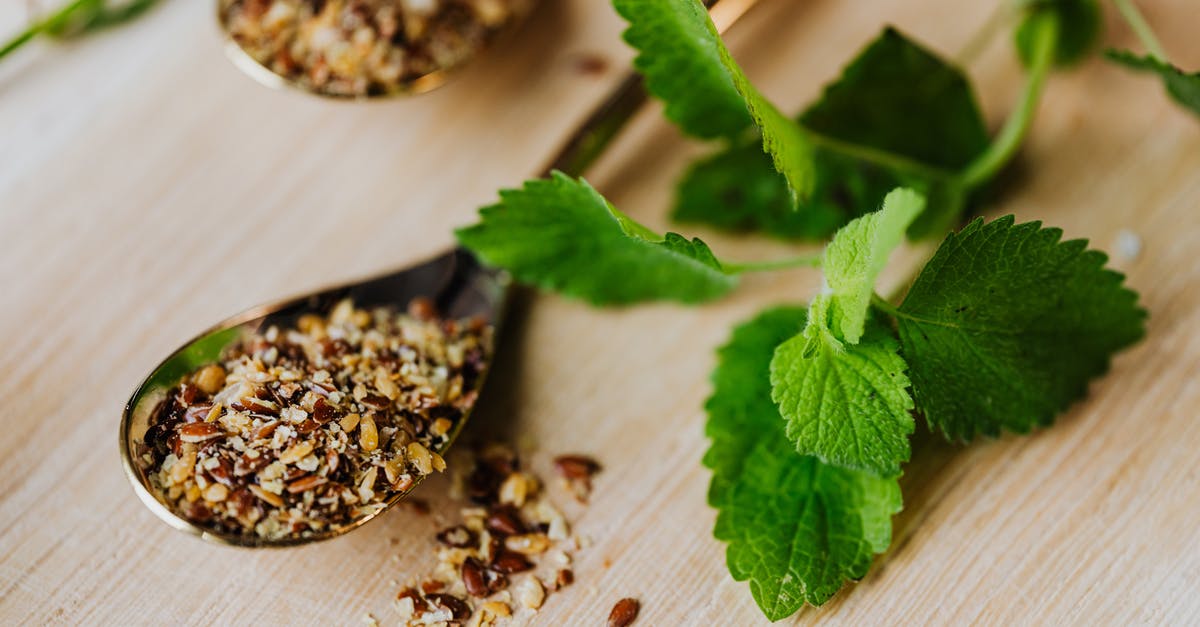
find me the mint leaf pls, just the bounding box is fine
[823,188,924,344]
[455,172,736,306]
[1106,50,1200,118]
[613,0,751,138]
[1015,0,1100,67]
[615,0,815,199]
[705,306,901,618]
[895,216,1146,441]
[672,139,897,241]
[769,306,914,478]
[800,27,988,172]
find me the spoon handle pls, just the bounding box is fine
[539,0,763,179]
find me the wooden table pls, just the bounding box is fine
[2,0,1198,624]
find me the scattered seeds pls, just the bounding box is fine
[388,443,601,625]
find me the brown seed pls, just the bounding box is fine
[557,568,574,588]
[408,296,436,321]
[485,569,508,594]
[325,449,341,474]
[207,457,234,486]
[183,404,214,424]
[608,598,640,627]
[553,454,601,480]
[485,505,526,536]
[248,484,284,508]
[425,594,470,621]
[234,453,269,477]
[461,557,488,597]
[178,422,223,443]
[489,550,533,574]
[420,580,445,594]
[251,420,279,441]
[436,525,477,548]
[312,397,336,424]
[286,475,328,493]
[193,364,227,395]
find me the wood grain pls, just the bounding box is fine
[1,0,1198,625]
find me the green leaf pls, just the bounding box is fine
[1106,50,1200,118]
[613,0,752,139]
[1015,0,1101,67]
[671,139,898,241]
[895,216,1146,441]
[615,0,815,199]
[769,306,914,478]
[823,188,925,344]
[800,27,989,172]
[705,306,901,619]
[455,172,736,306]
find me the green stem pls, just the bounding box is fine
[957,10,1059,190]
[870,292,903,317]
[0,0,91,61]
[803,128,957,182]
[1112,0,1167,60]
[723,254,823,274]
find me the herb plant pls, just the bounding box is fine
[457,0,1157,620]
[0,0,162,62]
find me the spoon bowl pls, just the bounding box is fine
[119,248,508,547]
[216,0,537,99]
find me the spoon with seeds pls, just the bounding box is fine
[121,0,761,547]
[217,0,539,99]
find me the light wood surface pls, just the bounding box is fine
[2,0,1198,624]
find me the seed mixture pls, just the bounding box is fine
[140,297,492,541]
[220,0,533,96]
[391,444,603,626]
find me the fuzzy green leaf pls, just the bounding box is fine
[823,188,925,344]
[613,0,752,139]
[455,172,736,306]
[800,27,989,172]
[896,216,1146,441]
[671,139,897,241]
[1106,50,1200,118]
[615,0,815,199]
[769,305,914,478]
[705,306,901,619]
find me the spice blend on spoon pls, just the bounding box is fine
[220,0,533,96]
[141,297,492,541]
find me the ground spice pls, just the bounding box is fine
[220,0,533,97]
[141,297,491,541]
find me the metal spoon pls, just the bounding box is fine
[122,0,761,547]
[216,0,540,99]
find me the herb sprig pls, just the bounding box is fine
[0,0,162,62]
[454,0,1151,620]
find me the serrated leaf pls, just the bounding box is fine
[704,306,901,619]
[824,188,925,344]
[671,138,897,241]
[613,0,752,139]
[455,172,736,306]
[800,27,988,172]
[896,216,1146,441]
[1015,0,1100,67]
[769,306,914,478]
[1106,50,1200,118]
[615,0,815,199]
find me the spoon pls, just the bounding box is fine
[122,0,762,547]
[216,0,540,99]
